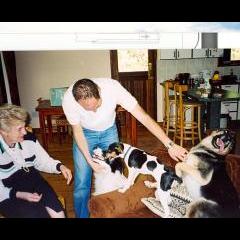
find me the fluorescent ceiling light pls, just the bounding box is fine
[75,32,160,43]
[0,32,201,50]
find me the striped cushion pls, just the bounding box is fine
[141,181,192,218]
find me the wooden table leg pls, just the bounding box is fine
[125,112,131,144]
[131,115,137,146]
[47,115,53,142]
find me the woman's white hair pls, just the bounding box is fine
[0,104,27,132]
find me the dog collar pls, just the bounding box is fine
[123,146,132,160]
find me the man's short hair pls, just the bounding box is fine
[72,78,100,101]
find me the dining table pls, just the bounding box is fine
[36,99,137,150]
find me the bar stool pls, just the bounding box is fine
[162,80,176,137]
[174,84,202,147]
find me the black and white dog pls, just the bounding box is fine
[175,130,240,218]
[92,142,182,217]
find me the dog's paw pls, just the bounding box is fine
[144,180,156,189]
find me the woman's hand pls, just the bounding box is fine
[60,165,72,185]
[16,192,42,202]
[168,144,188,162]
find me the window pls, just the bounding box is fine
[231,49,240,61]
[117,49,148,72]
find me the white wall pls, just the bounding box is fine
[156,50,240,122]
[15,50,111,127]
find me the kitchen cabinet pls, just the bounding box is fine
[160,48,223,60]
[209,48,224,57]
[192,48,224,58]
[159,49,192,60]
[221,84,239,120]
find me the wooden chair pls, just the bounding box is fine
[162,81,176,137]
[174,84,202,147]
[55,116,71,144]
[37,98,70,144]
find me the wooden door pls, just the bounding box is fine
[110,49,157,120]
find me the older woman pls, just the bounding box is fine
[0,104,72,218]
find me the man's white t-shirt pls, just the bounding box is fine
[62,78,138,131]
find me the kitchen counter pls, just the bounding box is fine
[187,88,240,129]
[187,88,240,102]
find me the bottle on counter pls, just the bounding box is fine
[204,78,211,90]
[199,77,205,89]
[212,71,220,81]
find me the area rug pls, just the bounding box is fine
[141,181,193,218]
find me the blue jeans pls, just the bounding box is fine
[72,124,119,218]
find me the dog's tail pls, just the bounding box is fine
[185,198,222,218]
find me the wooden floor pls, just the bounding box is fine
[37,122,240,218]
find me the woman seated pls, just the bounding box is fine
[0,104,72,218]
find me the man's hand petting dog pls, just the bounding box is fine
[168,144,188,162]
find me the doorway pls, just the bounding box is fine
[110,49,157,120]
[0,51,20,105]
